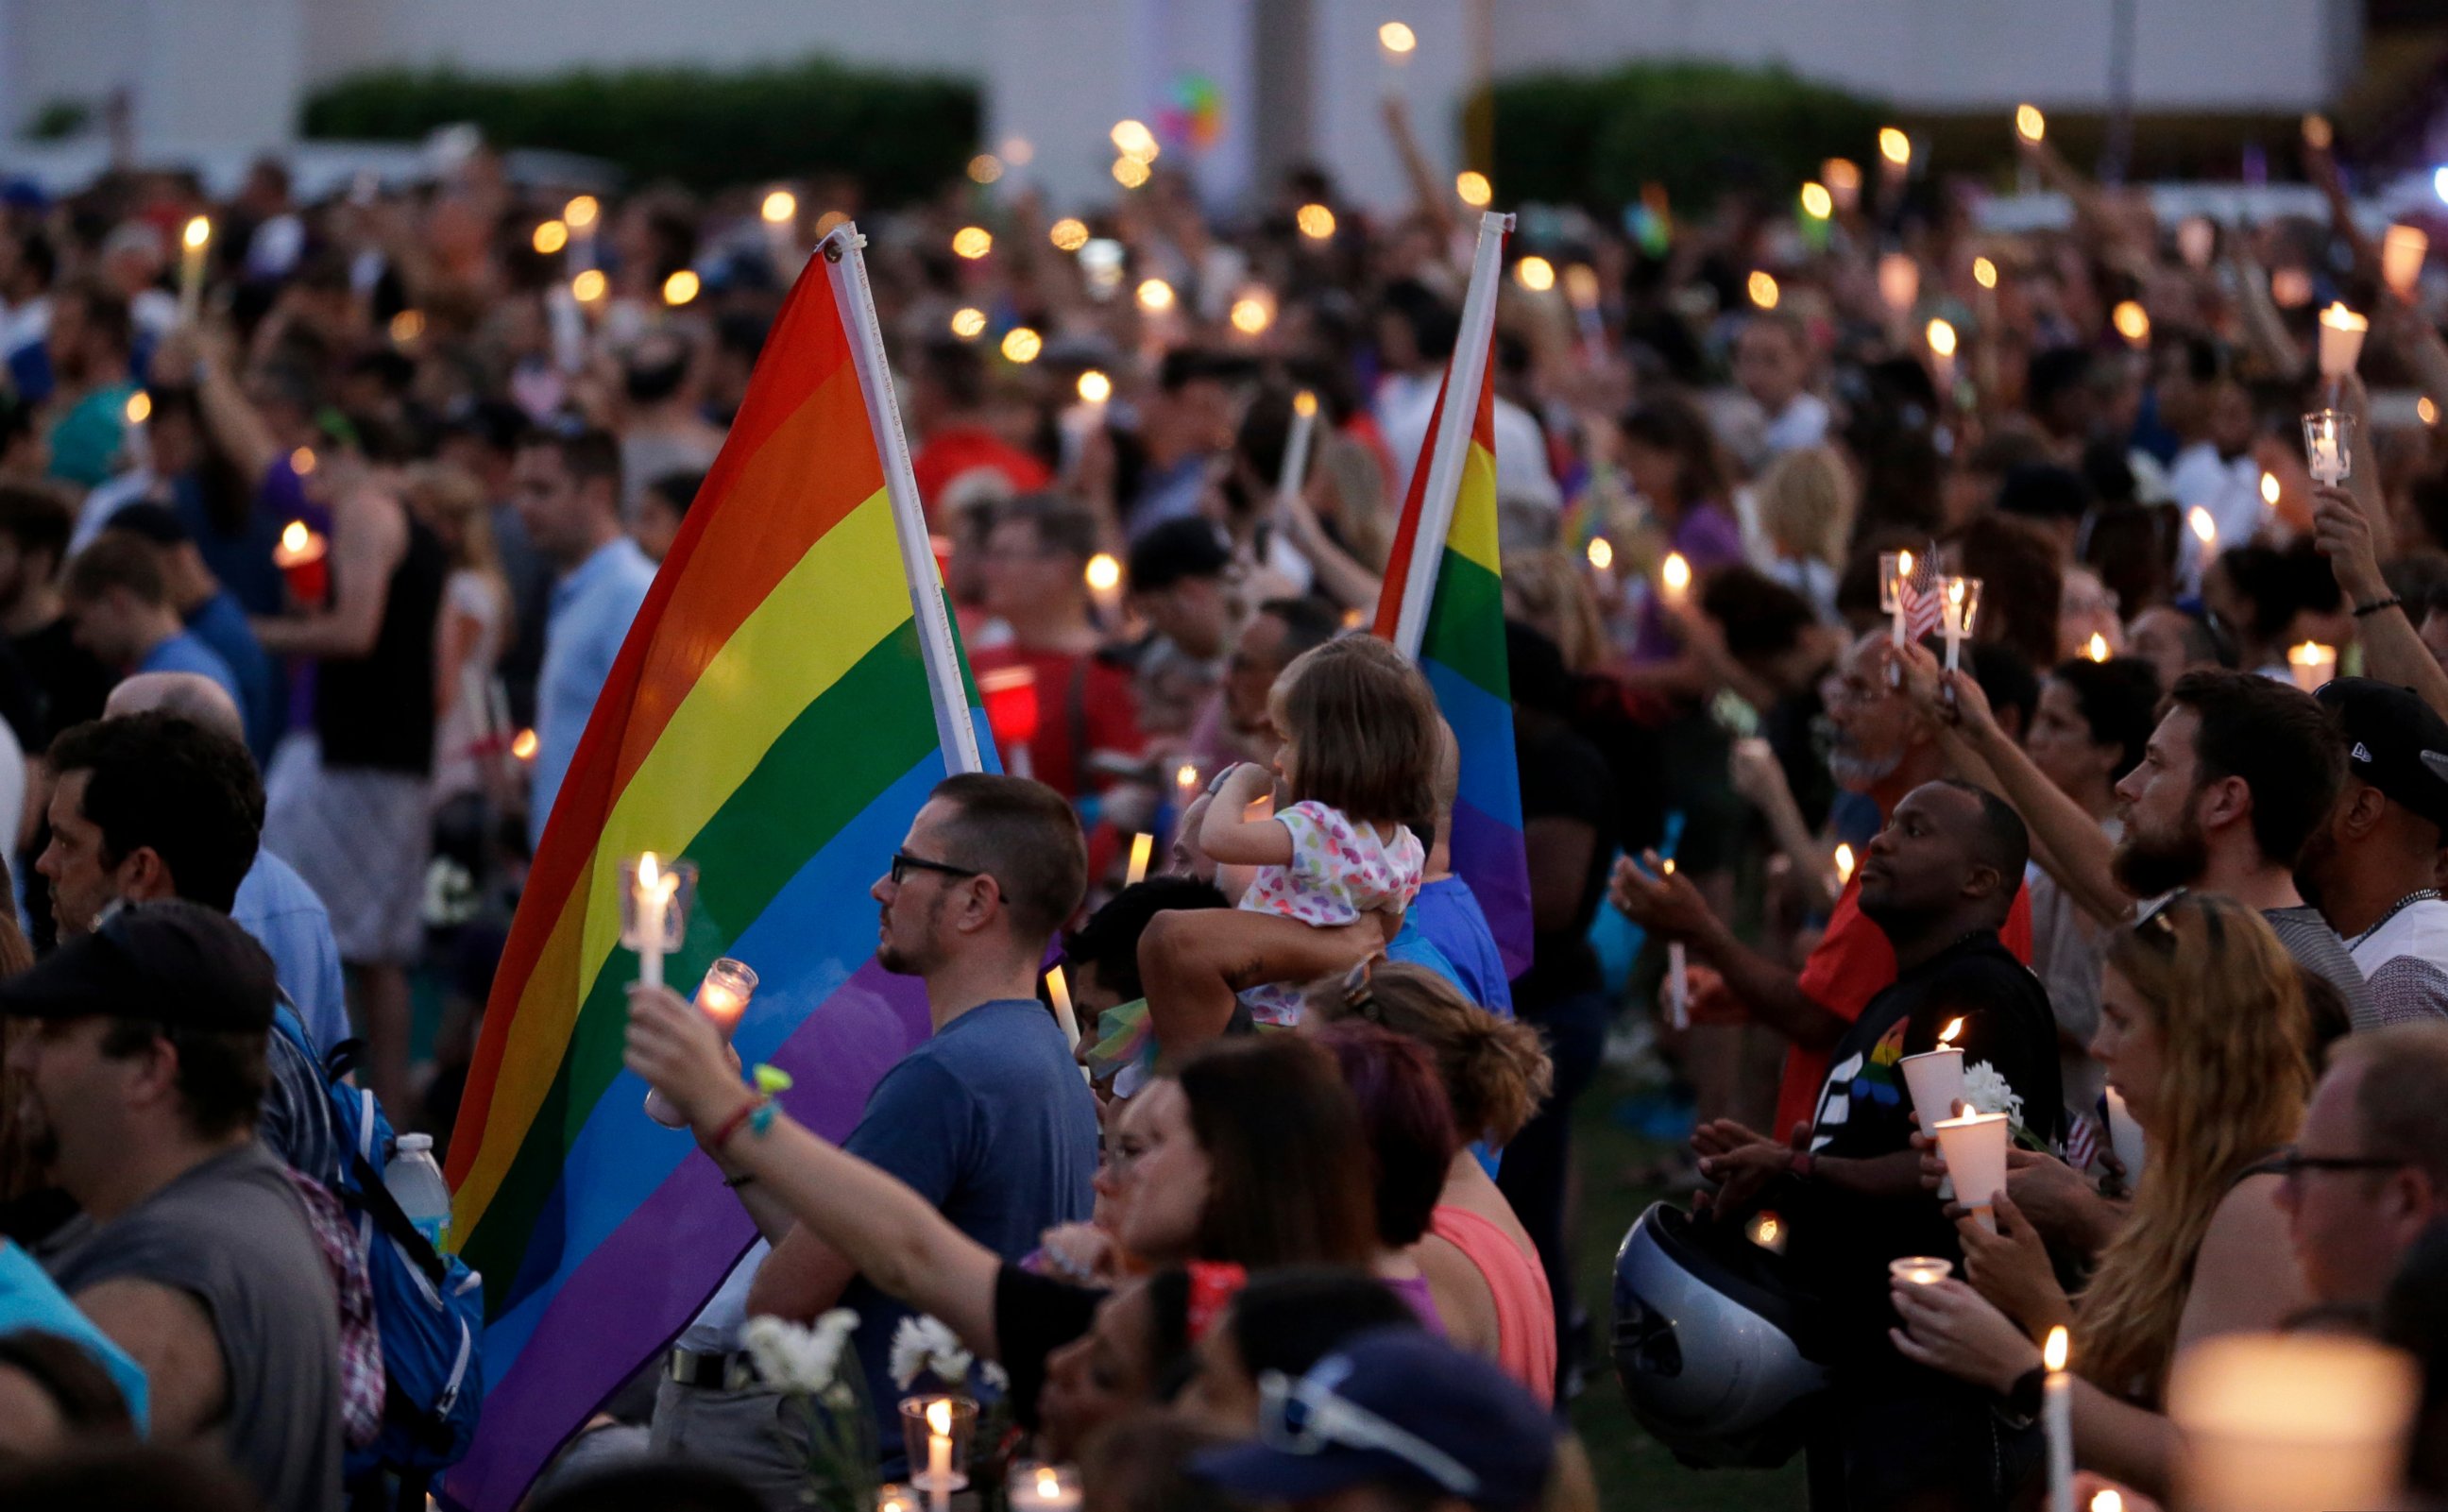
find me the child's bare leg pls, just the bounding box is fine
[1139,910,1388,1059]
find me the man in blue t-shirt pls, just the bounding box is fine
[1404,721,1513,1014]
[61,533,240,709]
[657,774,1099,1493]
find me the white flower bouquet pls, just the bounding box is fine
[741,1310,879,1510]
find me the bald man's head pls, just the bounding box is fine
[106,671,246,747]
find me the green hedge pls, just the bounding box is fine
[301,57,979,201]
[1494,62,1887,212]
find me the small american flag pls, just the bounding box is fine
[2063,1107,2103,1174]
[1898,547,1946,640]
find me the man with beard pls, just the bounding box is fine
[1691,780,2062,1512]
[1614,631,2036,1139]
[647,774,1099,1498]
[2295,680,2448,1027]
[1924,662,2369,1026]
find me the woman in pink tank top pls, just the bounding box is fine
[1304,961,1561,1403]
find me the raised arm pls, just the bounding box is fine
[623,984,1005,1355]
[1198,763,1297,866]
[1610,854,1849,1050]
[2312,484,2448,718]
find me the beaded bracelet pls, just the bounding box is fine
[2353,594,2405,619]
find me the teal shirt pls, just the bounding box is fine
[46,381,137,488]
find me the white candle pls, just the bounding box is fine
[1926,318,1958,403]
[1888,1256,1953,1286]
[1881,551,1915,647]
[1659,552,1692,613]
[1045,967,1090,1083]
[2286,641,2336,695]
[2383,225,2428,300]
[1662,858,1689,1030]
[2168,1334,2418,1512]
[1125,832,1153,887]
[632,852,673,988]
[1941,576,1980,672]
[2302,408,2351,485]
[1278,391,1319,508]
[1083,552,1124,620]
[1930,1112,2011,1232]
[1008,1464,1082,1512]
[2044,1327,2074,1512]
[178,216,212,322]
[2317,303,2368,380]
[925,1398,954,1512]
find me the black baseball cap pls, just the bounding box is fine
[2317,677,2448,833]
[1192,1328,1556,1510]
[0,900,277,1031]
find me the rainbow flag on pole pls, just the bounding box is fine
[441,227,993,1511]
[1373,212,1532,977]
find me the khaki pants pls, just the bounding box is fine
[650,1373,814,1510]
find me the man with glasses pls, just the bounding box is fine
[1613,631,2035,1139]
[2278,1023,2448,1308]
[652,773,1099,1498]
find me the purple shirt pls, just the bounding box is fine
[1632,502,1744,664]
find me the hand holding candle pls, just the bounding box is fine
[1930,1111,2011,1232]
[1879,550,1916,646]
[2286,641,2336,695]
[273,519,330,604]
[2301,408,2353,485]
[644,959,757,1128]
[1940,576,1981,672]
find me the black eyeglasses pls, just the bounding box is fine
[890,850,982,887]
[2270,1146,2413,1181]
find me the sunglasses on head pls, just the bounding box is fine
[1257,1365,1479,1497]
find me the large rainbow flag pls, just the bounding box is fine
[442,228,993,1510]
[1373,212,1532,977]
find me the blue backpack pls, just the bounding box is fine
[271,1009,485,1491]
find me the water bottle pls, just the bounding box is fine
[383,1133,454,1252]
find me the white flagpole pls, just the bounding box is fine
[1389,210,1514,658]
[822,224,986,775]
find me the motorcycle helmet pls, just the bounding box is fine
[1612,1199,1830,1469]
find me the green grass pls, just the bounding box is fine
[1567,1065,1808,1512]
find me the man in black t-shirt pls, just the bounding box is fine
[1692,780,2061,1512]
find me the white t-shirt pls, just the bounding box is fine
[2348,894,2448,1028]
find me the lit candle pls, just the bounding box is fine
[1888,1256,1953,1286]
[2102,1085,2147,1181]
[272,519,329,604]
[1941,575,1981,672]
[178,216,212,322]
[1832,842,1855,890]
[2317,302,2368,380]
[2383,225,2428,300]
[1878,253,1920,317]
[646,958,758,1128]
[2044,1327,2074,1512]
[2188,506,2218,558]
[1659,552,1692,612]
[1881,549,1916,648]
[1926,318,1958,402]
[1662,858,1688,1031]
[1901,1016,1968,1198]
[1008,1464,1082,1512]
[1174,762,1200,810]
[1083,552,1124,620]
[624,852,688,990]
[1377,20,1418,67]
[565,195,601,271]
[1278,391,1319,509]
[511,728,538,762]
[1745,1210,1785,1252]
[1587,536,1614,573]
[1878,127,1912,184]
[2086,633,2109,662]
[926,1398,955,1512]
[2302,408,2353,485]
[1126,832,1153,887]
[2015,103,2047,144]
[1824,158,1862,213]
[2286,641,2337,695]
[1930,1111,2012,1232]
[2168,1334,2419,1512]
[876,1487,913,1512]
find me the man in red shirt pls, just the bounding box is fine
[1612,632,2033,1137]
[968,497,1142,800]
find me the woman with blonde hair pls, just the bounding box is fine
[402,462,511,807]
[1308,960,1559,1402]
[1501,549,1609,676]
[1750,445,1855,621]
[1888,892,2313,1500]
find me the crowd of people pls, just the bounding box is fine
[0,90,2445,1512]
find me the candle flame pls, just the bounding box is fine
[512,728,538,761]
[183,215,212,250]
[1973,256,1998,290]
[1751,1212,1781,1246]
[1296,203,1336,240]
[1136,278,1176,313]
[638,852,662,892]
[1084,552,1121,592]
[1293,389,1318,417]
[2045,1325,2069,1372]
[950,307,987,339]
[2188,506,2217,547]
[661,270,700,306]
[1878,127,1912,166]
[125,391,151,425]
[1946,577,1966,606]
[1834,843,1855,885]
[1514,255,1556,293]
[1926,317,1957,358]
[1940,1016,1965,1045]
[1799,182,1832,220]
[1746,270,1779,310]
[2086,633,2109,662]
[564,195,600,229]
[1586,536,1613,572]
[2319,300,2367,334]
[1378,20,1417,53]
[2260,470,2281,507]
[1660,858,1676,877]
[760,189,796,225]
[281,520,311,553]
[2111,299,2150,345]
[2092,1492,2122,1512]
[571,269,607,303]
[1176,762,1198,790]
[1036,1470,1062,1498]
[2015,104,2046,144]
[1896,549,1914,579]
[2288,641,2334,666]
[1077,369,1113,404]
[1126,832,1153,886]
[952,226,993,260]
[1661,552,1692,593]
[926,1398,955,1436]
[1455,172,1493,208]
[1049,217,1090,251]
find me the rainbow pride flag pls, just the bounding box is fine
[441,229,993,1511]
[1373,212,1532,977]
